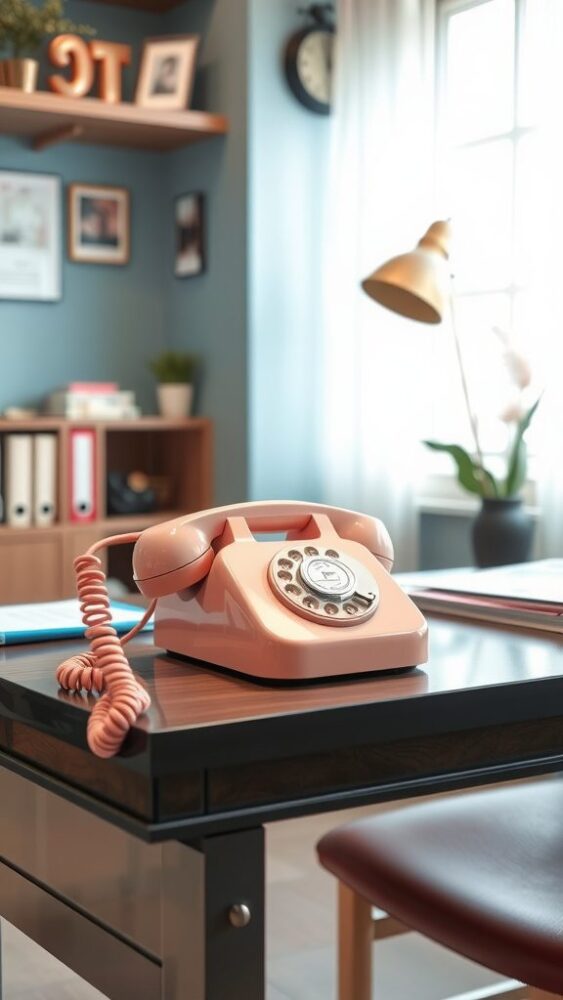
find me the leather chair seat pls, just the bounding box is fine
[317,782,563,995]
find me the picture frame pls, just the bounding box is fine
[135,34,200,111]
[0,170,62,302]
[175,192,205,278]
[68,183,130,266]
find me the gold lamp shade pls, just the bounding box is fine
[361,220,452,324]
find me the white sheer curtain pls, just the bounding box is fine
[534,0,563,556]
[320,0,437,570]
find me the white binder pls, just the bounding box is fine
[5,434,32,528]
[70,428,96,522]
[33,434,57,527]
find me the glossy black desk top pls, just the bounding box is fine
[1,615,563,840]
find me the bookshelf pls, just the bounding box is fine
[0,88,229,152]
[0,417,213,605]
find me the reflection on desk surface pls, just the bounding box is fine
[0,616,562,734]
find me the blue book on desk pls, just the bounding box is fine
[0,599,154,646]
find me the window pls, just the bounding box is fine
[430,0,559,474]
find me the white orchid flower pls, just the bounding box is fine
[493,326,532,389]
[499,397,527,424]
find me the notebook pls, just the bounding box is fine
[396,559,563,633]
[0,599,154,646]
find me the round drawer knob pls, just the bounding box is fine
[229,903,252,928]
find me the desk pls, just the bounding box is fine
[1,616,563,999]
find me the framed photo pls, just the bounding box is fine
[0,170,61,301]
[175,192,205,278]
[135,35,199,110]
[68,183,130,266]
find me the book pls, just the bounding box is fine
[67,382,119,394]
[396,559,563,633]
[0,599,153,646]
[46,389,139,420]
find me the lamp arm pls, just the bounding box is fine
[449,288,489,492]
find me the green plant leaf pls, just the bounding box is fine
[423,440,499,497]
[148,351,198,384]
[504,396,541,497]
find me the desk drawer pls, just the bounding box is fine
[0,767,162,956]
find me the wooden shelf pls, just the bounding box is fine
[0,416,209,432]
[0,418,213,603]
[0,88,228,152]
[0,509,185,537]
[100,509,185,530]
[92,0,185,10]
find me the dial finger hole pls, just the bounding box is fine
[277,570,292,581]
[287,549,303,561]
[324,603,339,615]
[303,595,320,609]
[325,549,339,558]
[285,583,301,596]
[278,558,293,569]
[344,603,358,615]
[304,546,319,556]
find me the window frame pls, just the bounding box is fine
[421,0,539,513]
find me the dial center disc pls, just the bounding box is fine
[299,556,356,600]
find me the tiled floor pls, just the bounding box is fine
[1,792,521,999]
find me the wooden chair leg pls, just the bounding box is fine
[338,882,373,1000]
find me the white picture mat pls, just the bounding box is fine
[0,171,61,301]
[136,37,198,109]
[69,185,129,264]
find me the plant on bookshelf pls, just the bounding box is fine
[0,0,95,91]
[149,351,198,419]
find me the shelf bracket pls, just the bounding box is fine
[32,123,84,152]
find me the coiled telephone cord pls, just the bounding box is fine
[56,533,156,758]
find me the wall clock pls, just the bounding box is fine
[284,3,335,116]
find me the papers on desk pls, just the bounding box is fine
[396,559,563,633]
[0,599,154,646]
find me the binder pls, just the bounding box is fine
[5,434,32,528]
[33,433,57,527]
[69,428,96,523]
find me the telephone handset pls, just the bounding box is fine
[57,501,427,758]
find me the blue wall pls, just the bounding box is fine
[0,2,168,415]
[165,0,249,504]
[0,0,249,504]
[248,0,329,502]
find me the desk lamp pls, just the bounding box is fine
[361,219,452,323]
[361,219,479,449]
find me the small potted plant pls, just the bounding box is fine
[0,0,95,92]
[149,351,198,419]
[424,326,541,568]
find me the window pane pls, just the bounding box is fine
[514,133,543,285]
[443,141,513,292]
[429,294,511,451]
[518,0,563,127]
[444,0,515,144]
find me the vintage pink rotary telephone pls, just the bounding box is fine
[57,501,427,757]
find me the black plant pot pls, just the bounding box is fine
[472,497,534,568]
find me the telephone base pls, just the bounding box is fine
[153,526,428,681]
[163,649,419,685]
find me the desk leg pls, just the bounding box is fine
[161,827,265,1000]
